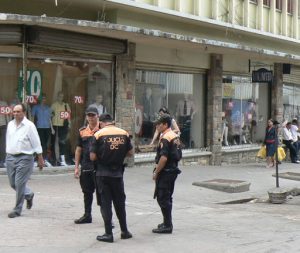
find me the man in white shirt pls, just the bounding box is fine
[282,121,299,164]
[291,119,300,156]
[6,104,44,218]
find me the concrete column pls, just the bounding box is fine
[243,0,249,27]
[282,0,287,36]
[207,54,223,166]
[257,0,264,31]
[194,0,201,16]
[293,0,298,39]
[115,42,136,165]
[228,0,235,24]
[270,0,276,33]
[174,0,181,11]
[212,0,219,20]
[271,63,283,123]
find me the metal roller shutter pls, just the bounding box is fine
[0,25,22,45]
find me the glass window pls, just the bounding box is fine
[287,0,292,14]
[222,76,269,146]
[135,70,205,151]
[263,0,270,7]
[276,0,282,10]
[0,57,113,165]
[283,84,300,121]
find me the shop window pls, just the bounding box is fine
[283,84,300,120]
[276,0,282,10]
[135,70,205,151]
[0,57,113,166]
[222,76,269,146]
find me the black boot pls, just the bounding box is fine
[96,233,114,243]
[74,214,92,224]
[152,224,173,234]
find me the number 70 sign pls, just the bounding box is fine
[74,96,84,104]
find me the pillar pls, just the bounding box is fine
[207,54,223,165]
[271,63,283,123]
[115,42,136,165]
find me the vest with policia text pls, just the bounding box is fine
[91,125,132,177]
[155,128,182,171]
[77,124,100,170]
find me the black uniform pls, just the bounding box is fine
[77,124,100,217]
[155,129,182,228]
[91,125,132,236]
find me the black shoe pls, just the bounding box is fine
[157,223,164,229]
[96,233,113,243]
[121,231,133,239]
[8,211,20,218]
[26,193,34,209]
[74,215,92,224]
[152,224,173,234]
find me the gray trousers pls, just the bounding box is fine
[6,154,34,214]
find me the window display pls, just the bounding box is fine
[283,84,300,121]
[0,57,113,166]
[135,70,205,151]
[222,76,268,145]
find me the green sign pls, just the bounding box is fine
[18,70,43,103]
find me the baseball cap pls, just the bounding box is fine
[99,113,113,122]
[85,106,98,115]
[154,114,172,125]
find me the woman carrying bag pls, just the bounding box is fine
[264,119,277,168]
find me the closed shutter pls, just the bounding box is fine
[283,66,300,85]
[0,25,22,45]
[27,26,127,56]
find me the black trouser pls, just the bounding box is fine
[79,170,99,216]
[96,176,127,235]
[156,172,178,227]
[37,128,51,158]
[283,140,298,162]
[51,125,68,159]
[0,125,6,162]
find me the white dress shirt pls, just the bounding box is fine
[282,127,293,141]
[290,124,299,142]
[6,117,42,155]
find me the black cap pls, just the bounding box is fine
[99,113,113,122]
[85,106,98,115]
[154,114,172,125]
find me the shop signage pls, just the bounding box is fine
[252,68,273,83]
[18,70,42,104]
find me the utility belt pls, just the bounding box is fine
[161,166,181,175]
[97,163,123,171]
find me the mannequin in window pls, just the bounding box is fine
[221,113,229,146]
[32,94,54,167]
[243,100,257,143]
[150,107,180,145]
[50,91,71,166]
[176,93,195,148]
[142,87,155,138]
[0,98,8,167]
[89,94,107,115]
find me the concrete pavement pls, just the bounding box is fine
[1,162,300,252]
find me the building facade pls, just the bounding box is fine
[0,0,299,166]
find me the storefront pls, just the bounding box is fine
[222,75,270,146]
[0,25,126,166]
[134,69,206,151]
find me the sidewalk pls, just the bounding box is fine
[1,162,300,253]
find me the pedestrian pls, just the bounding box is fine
[6,104,44,218]
[264,119,277,168]
[74,106,100,224]
[90,113,133,243]
[150,107,180,145]
[282,121,299,164]
[291,119,300,156]
[152,114,182,234]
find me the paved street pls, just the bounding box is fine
[1,162,300,253]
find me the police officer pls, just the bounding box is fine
[90,113,133,243]
[152,114,182,234]
[74,106,100,224]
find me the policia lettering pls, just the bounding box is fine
[107,137,125,150]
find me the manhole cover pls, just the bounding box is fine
[193,178,251,193]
